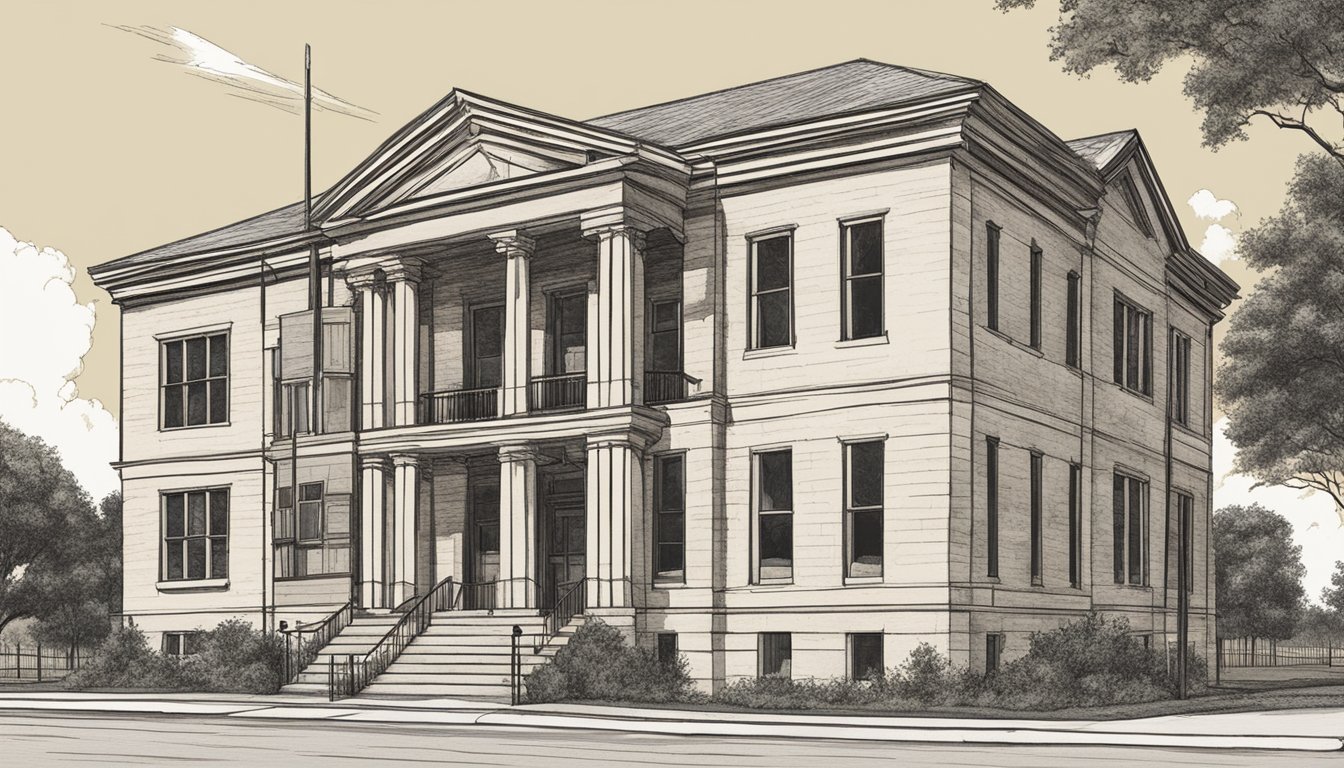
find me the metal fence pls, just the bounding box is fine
[0,643,90,682]
[1218,637,1338,668]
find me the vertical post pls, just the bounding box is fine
[511,625,522,706]
[1215,634,1222,685]
[36,643,42,683]
[490,231,535,417]
[1176,499,1188,699]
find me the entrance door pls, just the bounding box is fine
[468,482,500,610]
[546,506,585,608]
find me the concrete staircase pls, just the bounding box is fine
[282,610,586,701]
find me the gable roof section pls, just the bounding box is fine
[586,59,980,148]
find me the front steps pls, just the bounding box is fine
[281,610,587,700]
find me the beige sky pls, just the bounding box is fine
[1,0,1300,414]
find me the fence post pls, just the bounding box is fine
[36,643,42,682]
[1215,635,1221,685]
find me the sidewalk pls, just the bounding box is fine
[0,691,1339,752]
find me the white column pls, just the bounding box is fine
[385,258,424,427]
[490,231,535,416]
[349,273,387,430]
[360,456,388,608]
[497,443,538,609]
[390,453,420,607]
[585,433,643,608]
[582,219,646,408]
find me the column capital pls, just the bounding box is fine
[585,429,653,454]
[390,452,421,468]
[345,269,381,291]
[489,229,536,258]
[580,206,659,243]
[496,442,542,464]
[382,255,426,284]
[360,454,389,472]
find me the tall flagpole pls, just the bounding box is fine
[306,44,323,437]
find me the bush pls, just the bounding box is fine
[66,620,285,694]
[525,619,700,704]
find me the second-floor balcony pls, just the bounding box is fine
[414,369,697,426]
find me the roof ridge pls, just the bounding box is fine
[1066,128,1138,145]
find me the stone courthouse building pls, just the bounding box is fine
[90,60,1237,696]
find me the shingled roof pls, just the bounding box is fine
[1065,130,1136,173]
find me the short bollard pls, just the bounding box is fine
[511,625,523,706]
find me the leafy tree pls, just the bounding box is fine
[0,421,94,636]
[1213,504,1306,639]
[1217,156,1344,520]
[1322,560,1344,615]
[996,0,1344,164]
[26,492,122,653]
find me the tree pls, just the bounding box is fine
[1213,504,1306,640]
[996,0,1344,165]
[0,421,94,636]
[26,492,123,654]
[1217,155,1344,522]
[1322,560,1344,615]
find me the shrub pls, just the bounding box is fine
[525,619,699,704]
[66,620,285,694]
[63,624,189,690]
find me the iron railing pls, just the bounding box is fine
[452,580,498,612]
[0,643,90,682]
[328,577,454,700]
[529,372,585,412]
[281,601,353,685]
[644,370,700,404]
[420,387,499,424]
[535,578,587,653]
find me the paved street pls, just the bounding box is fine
[1,711,1340,767]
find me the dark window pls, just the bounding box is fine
[845,440,884,579]
[1113,473,1147,585]
[163,631,202,657]
[986,222,1001,331]
[1030,452,1043,585]
[163,489,228,581]
[277,381,311,437]
[757,449,793,580]
[986,633,1004,673]
[849,633,884,681]
[649,300,682,372]
[1029,244,1042,349]
[657,632,678,664]
[1114,294,1152,395]
[1171,329,1191,427]
[161,332,228,428]
[550,292,587,375]
[1068,463,1082,588]
[471,304,504,388]
[274,479,351,579]
[986,436,999,579]
[1177,492,1195,594]
[1066,271,1081,367]
[654,454,686,581]
[758,632,792,678]
[750,234,792,349]
[841,219,884,340]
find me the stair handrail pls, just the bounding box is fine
[281,600,353,684]
[535,578,587,653]
[329,576,454,699]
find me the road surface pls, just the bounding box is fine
[1,711,1339,767]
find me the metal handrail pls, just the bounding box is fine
[281,600,353,685]
[644,370,701,404]
[529,372,586,411]
[328,577,454,700]
[535,578,586,653]
[452,580,499,612]
[419,386,500,423]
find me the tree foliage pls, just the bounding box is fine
[1213,504,1306,639]
[1216,156,1344,520]
[997,0,1344,164]
[1322,560,1344,615]
[26,492,122,651]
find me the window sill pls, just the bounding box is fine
[160,422,232,433]
[834,333,888,349]
[652,579,688,589]
[844,575,884,585]
[753,577,794,587]
[985,327,1044,358]
[1113,382,1155,404]
[743,345,797,361]
[157,578,229,592]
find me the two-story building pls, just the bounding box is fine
[89,59,1237,695]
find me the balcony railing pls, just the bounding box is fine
[529,372,586,412]
[644,371,696,405]
[419,387,499,424]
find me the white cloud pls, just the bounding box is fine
[0,227,118,501]
[1199,223,1238,265]
[1213,417,1343,605]
[110,25,376,121]
[1188,189,1238,221]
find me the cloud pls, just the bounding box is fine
[110,25,376,121]
[0,227,119,501]
[1199,223,1237,264]
[1188,189,1238,220]
[1213,417,1344,605]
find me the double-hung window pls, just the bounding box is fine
[1170,329,1192,427]
[162,488,228,581]
[1065,271,1081,367]
[1029,244,1042,349]
[844,440,884,578]
[758,632,792,678]
[1113,473,1147,585]
[274,480,351,579]
[756,449,793,580]
[749,233,793,349]
[840,218,884,340]
[986,222,1001,331]
[1114,294,1153,395]
[849,633,884,681]
[163,631,202,657]
[653,453,686,582]
[161,332,228,428]
[1030,451,1043,585]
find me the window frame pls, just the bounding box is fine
[1068,462,1082,588]
[986,436,1000,579]
[547,289,589,377]
[843,438,885,581]
[986,222,1001,332]
[748,230,795,350]
[1065,270,1081,368]
[467,301,506,390]
[652,452,687,584]
[647,298,684,374]
[753,447,794,583]
[1028,243,1042,349]
[1113,472,1149,586]
[986,633,1004,674]
[839,216,885,341]
[848,632,884,682]
[163,631,202,657]
[160,487,229,583]
[1170,328,1192,427]
[159,330,230,430]
[1113,292,1153,396]
[1030,451,1044,586]
[656,632,679,665]
[757,632,792,679]
[1176,490,1195,595]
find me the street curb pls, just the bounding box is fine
[0,697,1338,752]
